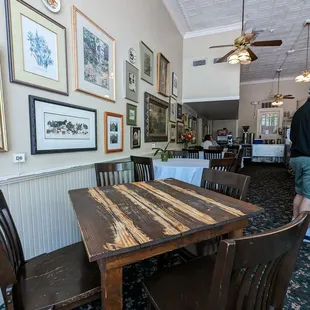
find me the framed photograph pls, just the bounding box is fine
[177,103,182,120]
[73,6,116,102]
[124,61,139,103]
[169,96,177,123]
[140,41,154,85]
[170,123,176,142]
[0,61,8,152]
[157,53,170,97]
[105,112,123,153]
[192,117,197,132]
[172,72,178,97]
[188,116,193,129]
[130,126,141,149]
[29,96,97,155]
[177,121,185,144]
[182,113,188,127]
[127,103,137,126]
[5,0,68,95]
[144,92,168,142]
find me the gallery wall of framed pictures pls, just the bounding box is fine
[1,0,186,175]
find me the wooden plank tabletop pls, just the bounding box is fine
[69,178,262,262]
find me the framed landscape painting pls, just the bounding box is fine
[157,53,170,97]
[29,96,97,154]
[124,61,139,103]
[140,41,153,85]
[144,92,168,142]
[169,96,177,123]
[172,72,178,97]
[105,112,123,153]
[127,103,137,126]
[131,126,141,149]
[73,6,116,102]
[5,0,68,95]
[0,61,8,152]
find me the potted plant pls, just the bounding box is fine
[181,130,195,149]
[153,142,170,162]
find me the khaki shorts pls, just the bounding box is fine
[290,157,310,199]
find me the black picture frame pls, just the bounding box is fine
[144,92,168,142]
[177,103,182,120]
[177,121,185,144]
[130,126,141,149]
[29,95,97,154]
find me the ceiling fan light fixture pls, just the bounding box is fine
[295,73,305,82]
[272,98,283,107]
[228,53,240,65]
[240,56,252,65]
[238,49,250,61]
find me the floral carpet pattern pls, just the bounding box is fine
[1,165,308,310]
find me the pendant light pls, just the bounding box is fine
[296,24,310,82]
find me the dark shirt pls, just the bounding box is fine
[291,98,310,157]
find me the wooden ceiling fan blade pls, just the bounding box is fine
[248,48,258,61]
[251,40,282,47]
[209,44,234,49]
[283,96,295,99]
[244,33,256,42]
[216,49,237,63]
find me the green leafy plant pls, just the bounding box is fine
[153,142,170,157]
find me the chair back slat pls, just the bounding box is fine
[209,158,235,172]
[208,212,310,310]
[204,150,222,160]
[185,149,199,159]
[130,156,154,182]
[0,191,24,286]
[95,162,134,186]
[223,152,236,158]
[170,150,188,158]
[200,169,250,200]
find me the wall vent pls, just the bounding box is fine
[193,59,207,67]
[213,57,227,64]
[261,102,272,108]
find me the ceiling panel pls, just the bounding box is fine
[164,0,310,82]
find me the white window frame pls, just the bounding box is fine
[257,108,283,140]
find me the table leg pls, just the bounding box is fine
[228,228,243,238]
[99,260,122,310]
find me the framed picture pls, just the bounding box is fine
[177,121,185,144]
[0,61,8,152]
[29,96,97,155]
[188,116,193,129]
[5,0,68,95]
[73,6,116,102]
[177,103,182,120]
[169,96,177,123]
[124,61,139,103]
[130,126,141,149]
[170,123,176,142]
[105,112,123,153]
[192,117,197,132]
[182,113,188,127]
[172,72,178,97]
[140,41,154,85]
[157,53,170,97]
[127,103,137,126]
[144,92,168,142]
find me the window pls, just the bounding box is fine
[260,112,279,135]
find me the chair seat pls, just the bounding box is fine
[17,242,101,310]
[143,256,216,310]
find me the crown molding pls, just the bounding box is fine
[240,76,296,86]
[183,96,239,104]
[184,22,242,39]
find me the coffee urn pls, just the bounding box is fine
[242,126,255,144]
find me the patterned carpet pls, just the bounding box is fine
[1,164,308,310]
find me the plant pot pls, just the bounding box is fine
[161,152,169,162]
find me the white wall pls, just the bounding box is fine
[238,79,309,137]
[0,0,183,177]
[183,30,241,100]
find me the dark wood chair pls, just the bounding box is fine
[95,161,134,186]
[0,190,101,310]
[185,149,199,159]
[130,156,154,182]
[227,145,240,154]
[144,212,310,310]
[235,147,244,173]
[169,150,188,158]
[204,149,222,160]
[223,152,235,158]
[209,157,235,171]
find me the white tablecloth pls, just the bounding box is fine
[153,158,210,186]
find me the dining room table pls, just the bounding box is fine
[153,158,210,186]
[69,178,262,310]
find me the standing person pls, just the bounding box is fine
[290,90,310,243]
